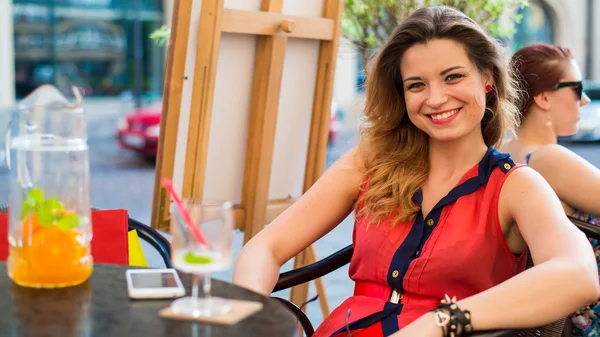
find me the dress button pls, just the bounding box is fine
[392,270,399,278]
[426,218,435,226]
[414,250,420,257]
[504,163,512,170]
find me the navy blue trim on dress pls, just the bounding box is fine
[381,302,401,336]
[387,210,424,290]
[328,303,403,337]
[381,147,513,335]
[386,147,515,290]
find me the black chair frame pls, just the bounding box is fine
[272,216,600,336]
[127,216,172,268]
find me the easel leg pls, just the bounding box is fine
[290,249,310,307]
[306,245,331,318]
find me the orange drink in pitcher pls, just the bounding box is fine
[8,188,93,287]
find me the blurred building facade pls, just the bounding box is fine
[0,0,167,108]
[0,0,597,116]
[512,0,598,80]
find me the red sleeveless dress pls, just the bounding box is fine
[313,147,529,337]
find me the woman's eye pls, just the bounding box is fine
[407,82,424,90]
[446,73,464,82]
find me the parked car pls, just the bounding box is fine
[116,102,161,158]
[559,80,600,142]
[117,101,341,158]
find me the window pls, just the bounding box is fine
[511,1,555,51]
[13,0,164,98]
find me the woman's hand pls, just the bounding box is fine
[390,312,443,337]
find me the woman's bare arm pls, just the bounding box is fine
[393,167,599,337]
[231,147,366,296]
[527,144,600,217]
[456,167,599,330]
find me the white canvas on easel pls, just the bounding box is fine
[172,0,324,204]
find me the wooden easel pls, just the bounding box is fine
[150,0,344,319]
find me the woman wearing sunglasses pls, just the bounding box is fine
[501,43,600,336]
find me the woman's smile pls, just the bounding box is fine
[426,107,462,124]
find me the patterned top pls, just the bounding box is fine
[524,152,600,337]
[313,148,528,337]
[570,212,600,337]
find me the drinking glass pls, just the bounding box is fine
[170,199,234,317]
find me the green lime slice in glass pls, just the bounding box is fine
[183,252,213,264]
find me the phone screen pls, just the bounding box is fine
[130,271,180,289]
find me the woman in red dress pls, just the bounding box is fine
[233,6,600,337]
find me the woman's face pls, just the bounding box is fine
[546,59,590,136]
[401,38,491,143]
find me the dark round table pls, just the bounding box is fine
[0,263,298,337]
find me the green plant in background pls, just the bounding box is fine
[343,0,530,67]
[151,0,530,64]
[149,24,171,47]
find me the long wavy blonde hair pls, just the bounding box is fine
[356,6,520,225]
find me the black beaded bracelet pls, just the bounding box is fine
[433,295,473,337]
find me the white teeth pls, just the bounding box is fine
[431,108,459,120]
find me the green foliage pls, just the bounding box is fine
[149,24,171,47]
[150,1,530,66]
[343,0,530,66]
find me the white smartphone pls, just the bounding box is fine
[126,268,186,299]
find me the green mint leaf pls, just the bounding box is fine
[20,187,77,229]
[183,252,212,264]
[28,187,44,204]
[57,213,80,230]
[46,197,64,211]
[36,202,56,228]
[20,187,46,220]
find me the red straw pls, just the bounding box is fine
[161,178,208,246]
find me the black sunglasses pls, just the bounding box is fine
[552,81,583,100]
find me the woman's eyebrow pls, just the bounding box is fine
[440,65,466,75]
[403,65,466,82]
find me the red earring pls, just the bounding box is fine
[485,84,493,93]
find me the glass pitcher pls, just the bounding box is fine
[6,85,93,288]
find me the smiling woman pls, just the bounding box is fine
[401,41,491,139]
[356,12,519,226]
[232,5,600,337]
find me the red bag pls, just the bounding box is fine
[0,209,129,265]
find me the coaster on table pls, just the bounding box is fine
[159,299,263,325]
